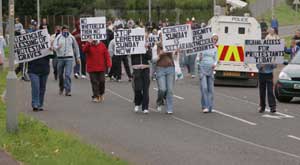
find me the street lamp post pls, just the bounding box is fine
[0,0,3,35]
[213,0,216,16]
[272,0,275,17]
[37,0,40,26]
[6,0,18,133]
[148,0,152,27]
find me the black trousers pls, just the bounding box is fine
[259,73,276,110]
[89,72,105,98]
[109,56,118,79]
[114,56,132,80]
[133,68,150,111]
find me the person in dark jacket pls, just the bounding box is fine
[131,45,152,114]
[28,26,51,111]
[256,64,277,113]
[83,38,112,102]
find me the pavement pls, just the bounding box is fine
[15,66,300,165]
[0,150,20,165]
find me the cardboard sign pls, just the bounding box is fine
[244,39,285,64]
[162,24,193,52]
[148,34,160,47]
[80,17,106,41]
[114,28,146,55]
[181,26,214,55]
[14,29,51,63]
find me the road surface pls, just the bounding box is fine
[17,68,300,165]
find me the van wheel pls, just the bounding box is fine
[275,87,293,103]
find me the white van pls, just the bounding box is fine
[208,15,261,87]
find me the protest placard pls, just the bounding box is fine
[180,26,214,55]
[14,29,51,63]
[114,28,146,55]
[148,34,160,47]
[244,39,285,64]
[162,24,193,52]
[80,17,106,41]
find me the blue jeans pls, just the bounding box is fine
[57,59,73,93]
[200,74,214,111]
[184,54,197,75]
[156,66,175,113]
[29,73,48,108]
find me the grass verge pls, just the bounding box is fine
[261,2,300,26]
[0,70,127,165]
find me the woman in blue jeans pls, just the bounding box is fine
[156,44,176,114]
[199,34,218,113]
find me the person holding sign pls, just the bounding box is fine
[131,44,152,114]
[256,63,277,113]
[198,34,218,113]
[156,44,176,114]
[27,26,51,112]
[83,38,112,102]
[54,25,80,96]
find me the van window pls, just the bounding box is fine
[238,27,245,34]
[225,26,228,33]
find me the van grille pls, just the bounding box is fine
[292,77,300,81]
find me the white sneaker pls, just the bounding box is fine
[157,106,162,112]
[74,73,79,79]
[191,75,196,78]
[203,108,209,113]
[92,97,99,103]
[134,106,140,113]
[81,75,87,79]
[166,111,173,115]
[143,110,149,114]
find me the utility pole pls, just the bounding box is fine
[0,0,3,35]
[6,0,18,133]
[213,0,216,16]
[271,0,275,17]
[148,0,152,27]
[37,0,40,26]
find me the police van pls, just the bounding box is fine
[208,15,261,87]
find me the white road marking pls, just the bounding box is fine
[262,114,282,119]
[288,135,300,141]
[216,92,295,119]
[153,88,256,125]
[213,109,257,126]
[172,116,300,160]
[265,109,294,119]
[107,89,133,103]
[153,88,184,100]
[107,89,300,159]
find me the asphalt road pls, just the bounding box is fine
[18,68,300,165]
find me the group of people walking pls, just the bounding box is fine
[11,17,219,115]
[11,16,297,115]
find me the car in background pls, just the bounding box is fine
[275,54,300,102]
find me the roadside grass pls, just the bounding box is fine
[0,70,127,165]
[261,2,300,26]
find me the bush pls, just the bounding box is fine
[229,5,252,16]
[286,0,294,6]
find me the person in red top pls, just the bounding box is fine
[83,38,112,102]
[72,20,87,79]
